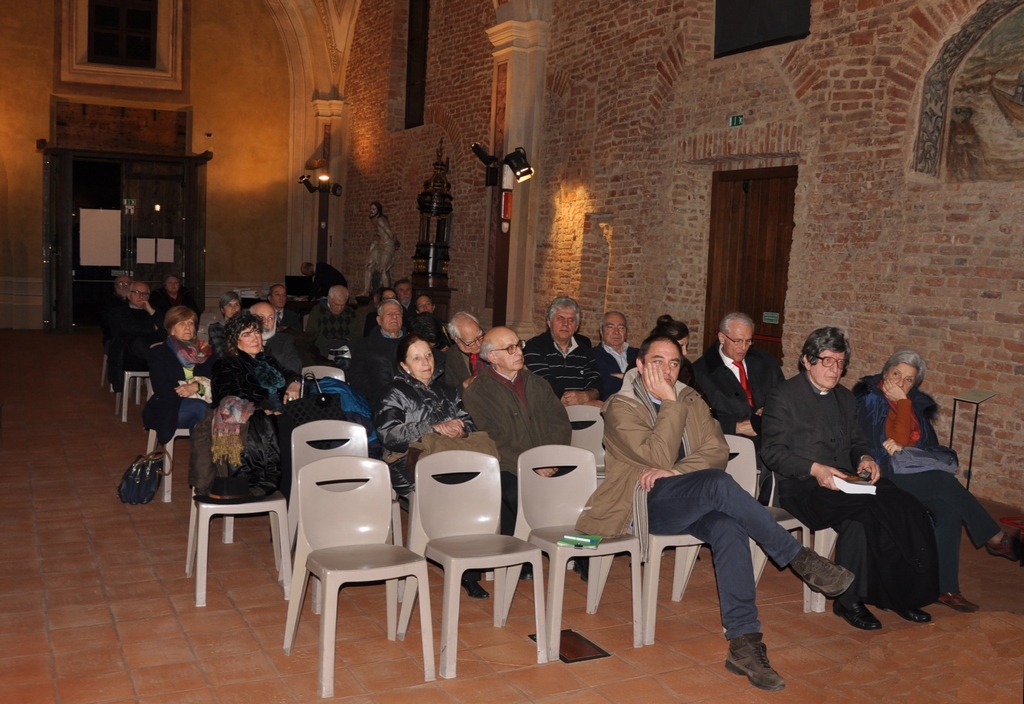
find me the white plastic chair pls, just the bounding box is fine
[641,435,760,644]
[282,457,435,698]
[100,353,108,388]
[515,445,643,661]
[185,490,291,608]
[146,427,190,503]
[116,371,151,422]
[397,450,547,679]
[289,420,368,545]
[757,472,832,613]
[302,365,346,382]
[566,405,605,479]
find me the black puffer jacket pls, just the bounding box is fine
[374,368,476,494]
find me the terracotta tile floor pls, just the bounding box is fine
[2,330,1022,703]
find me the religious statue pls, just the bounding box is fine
[364,201,399,295]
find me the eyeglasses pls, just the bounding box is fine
[458,334,484,347]
[129,290,150,297]
[602,324,627,331]
[721,333,753,346]
[814,356,848,370]
[496,340,525,355]
[115,282,131,288]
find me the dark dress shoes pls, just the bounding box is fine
[833,600,882,630]
[520,563,533,581]
[890,607,931,623]
[461,575,489,599]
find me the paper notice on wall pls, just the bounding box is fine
[79,209,122,266]
[156,238,175,263]
[136,238,156,265]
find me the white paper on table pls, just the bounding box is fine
[79,209,122,266]
[136,238,156,264]
[156,238,176,263]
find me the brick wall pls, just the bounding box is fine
[342,0,1024,507]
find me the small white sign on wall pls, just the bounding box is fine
[79,209,122,266]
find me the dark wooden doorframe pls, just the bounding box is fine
[703,166,797,364]
[42,148,211,333]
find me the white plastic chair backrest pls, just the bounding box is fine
[292,420,368,473]
[296,456,392,551]
[724,435,757,498]
[517,445,597,534]
[566,405,604,466]
[302,365,346,382]
[412,451,501,541]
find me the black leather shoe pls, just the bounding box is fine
[833,600,882,630]
[461,576,489,599]
[520,564,533,581]
[890,607,931,623]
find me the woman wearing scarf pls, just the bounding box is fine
[143,306,215,447]
[208,312,302,497]
[854,349,1018,614]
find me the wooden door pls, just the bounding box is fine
[703,166,797,363]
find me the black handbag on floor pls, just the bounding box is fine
[117,451,166,505]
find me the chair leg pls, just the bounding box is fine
[397,575,418,638]
[223,516,234,543]
[114,392,122,417]
[529,556,548,664]
[751,540,768,586]
[642,544,664,646]
[185,496,198,577]
[414,563,436,682]
[628,547,643,649]
[195,506,212,607]
[670,545,701,602]
[160,439,173,504]
[270,506,291,598]
[808,528,838,613]
[386,578,398,640]
[121,375,131,422]
[586,555,615,613]
[101,354,108,388]
[317,573,341,698]
[546,554,570,662]
[283,564,310,653]
[438,568,463,679]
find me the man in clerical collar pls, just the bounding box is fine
[523,296,602,406]
[592,310,639,398]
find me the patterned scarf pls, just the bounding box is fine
[253,356,286,410]
[211,396,255,466]
[166,335,211,369]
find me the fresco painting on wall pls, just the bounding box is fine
[945,4,1024,181]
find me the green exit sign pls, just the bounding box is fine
[728,114,744,128]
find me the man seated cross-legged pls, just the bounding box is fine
[575,333,855,692]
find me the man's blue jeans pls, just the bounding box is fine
[646,469,803,639]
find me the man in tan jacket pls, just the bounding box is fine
[576,334,854,692]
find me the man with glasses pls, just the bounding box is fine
[523,296,602,405]
[762,327,939,632]
[106,281,166,393]
[444,311,486,389]
[694,312,784,502]
[592,311,638,398]
[463,326,572,533]
[100,275,132,348]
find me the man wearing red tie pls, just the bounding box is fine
[444,311,487,389]
[693,312,784,503]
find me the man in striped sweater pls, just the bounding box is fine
[523,296,602,406]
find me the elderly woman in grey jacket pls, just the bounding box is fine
[374,333,483,597]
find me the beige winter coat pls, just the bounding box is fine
[575,368,729,538]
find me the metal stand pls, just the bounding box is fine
[947,389,996,491]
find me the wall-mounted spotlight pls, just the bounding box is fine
[471,143,534,186]
[298,173,343,197]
